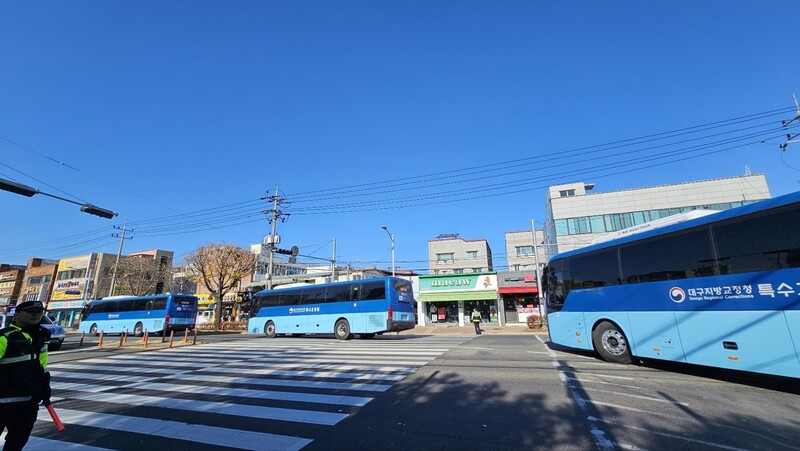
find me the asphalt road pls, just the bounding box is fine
[43,332,800,450]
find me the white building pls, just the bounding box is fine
[504,229,545,271]
[427,234,493,274]
[542,173,771,260]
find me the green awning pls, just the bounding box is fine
[417,290,497,302]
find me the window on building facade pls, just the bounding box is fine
[559,189,576,197]
[515,246,533,257]
[26,275,51,285]
[436,253,454,264]
[57,269,86,280]
[552,201,756,237]
[466,251,478,259]
[454,269,464,274]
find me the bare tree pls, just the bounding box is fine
[114,256,169,296]
[171,266,197,294]
[183,242,255,331]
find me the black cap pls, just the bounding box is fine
[16,301,45,312]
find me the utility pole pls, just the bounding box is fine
[531,219,543,318]
[331,239,337,282]
[780,94,800,151]
[262,186,290,289]
[109,220,133,296]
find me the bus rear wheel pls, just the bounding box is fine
[264,321,277,339]
[592,321,633,364]
[133,322,144,337]
[334,319,351,340]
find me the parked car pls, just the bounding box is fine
[0,312,66,351]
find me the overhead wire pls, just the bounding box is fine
[4,106,796,259]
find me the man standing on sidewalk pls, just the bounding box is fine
[0,301,52,451]
[470,308,482,335]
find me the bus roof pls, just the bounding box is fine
[549,189,798,262]
[92,293,198,303]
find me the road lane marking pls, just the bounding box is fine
[588,416,748,451]
[162,373,393,392]
[35,408,311,451]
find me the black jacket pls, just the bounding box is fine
[0,323,50,406]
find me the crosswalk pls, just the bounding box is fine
[21,335,470,450]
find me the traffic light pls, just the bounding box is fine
[274,246,299,263]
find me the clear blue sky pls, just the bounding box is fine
[2,2,800,272]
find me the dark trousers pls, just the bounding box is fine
[0,401,38,451]
[472,321,481,334]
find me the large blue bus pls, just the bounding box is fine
[248,277,416,340]
[77,294,199,336]
[542,190,800,378]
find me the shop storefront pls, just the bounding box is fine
[497,271,540,325]
[48,255,97,328]
[417,273,500,326]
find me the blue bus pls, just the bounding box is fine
[542,190,800,378]
[77,294,199,336]
[248,277,416,340]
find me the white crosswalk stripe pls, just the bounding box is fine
[26,336,469,450]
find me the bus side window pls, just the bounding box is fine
[350,284,362,301]
[303,287,326,305]
[152,297,167,310]
[326,285,351,303]
[131,299,149,311]
[362,280,386,300]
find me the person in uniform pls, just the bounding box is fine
[470,308,482,335]
[0,301,52,451]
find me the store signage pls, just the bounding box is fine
[419,274,498,292]
[51,278,90,300]
[47,300,87,310]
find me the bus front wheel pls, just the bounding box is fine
[133,322,144,337]
[334,319,351,340]
[89,323,98,336]
[264,321,277,339]
[592,321,633,364]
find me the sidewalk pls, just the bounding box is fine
[398,325,543,335]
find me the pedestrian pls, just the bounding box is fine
[470,308,482,335]
[0,301,52,451]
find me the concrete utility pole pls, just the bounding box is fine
[331,239,337,282]
[263,186,289,289]
[109,220,133,296]
[531,219,543,318]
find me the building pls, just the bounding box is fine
[542,173,771,260]
[47,249,174,327]
[18,258,58,306]
[504,229,545,271]
[416,272,500,327]
[427,234,493,274]
[0,263,26,307]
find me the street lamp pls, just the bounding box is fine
[0,177,117,219]
[380,225,395,277]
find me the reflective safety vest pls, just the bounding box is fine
[471,311,481,322]
[0,323,49,405]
